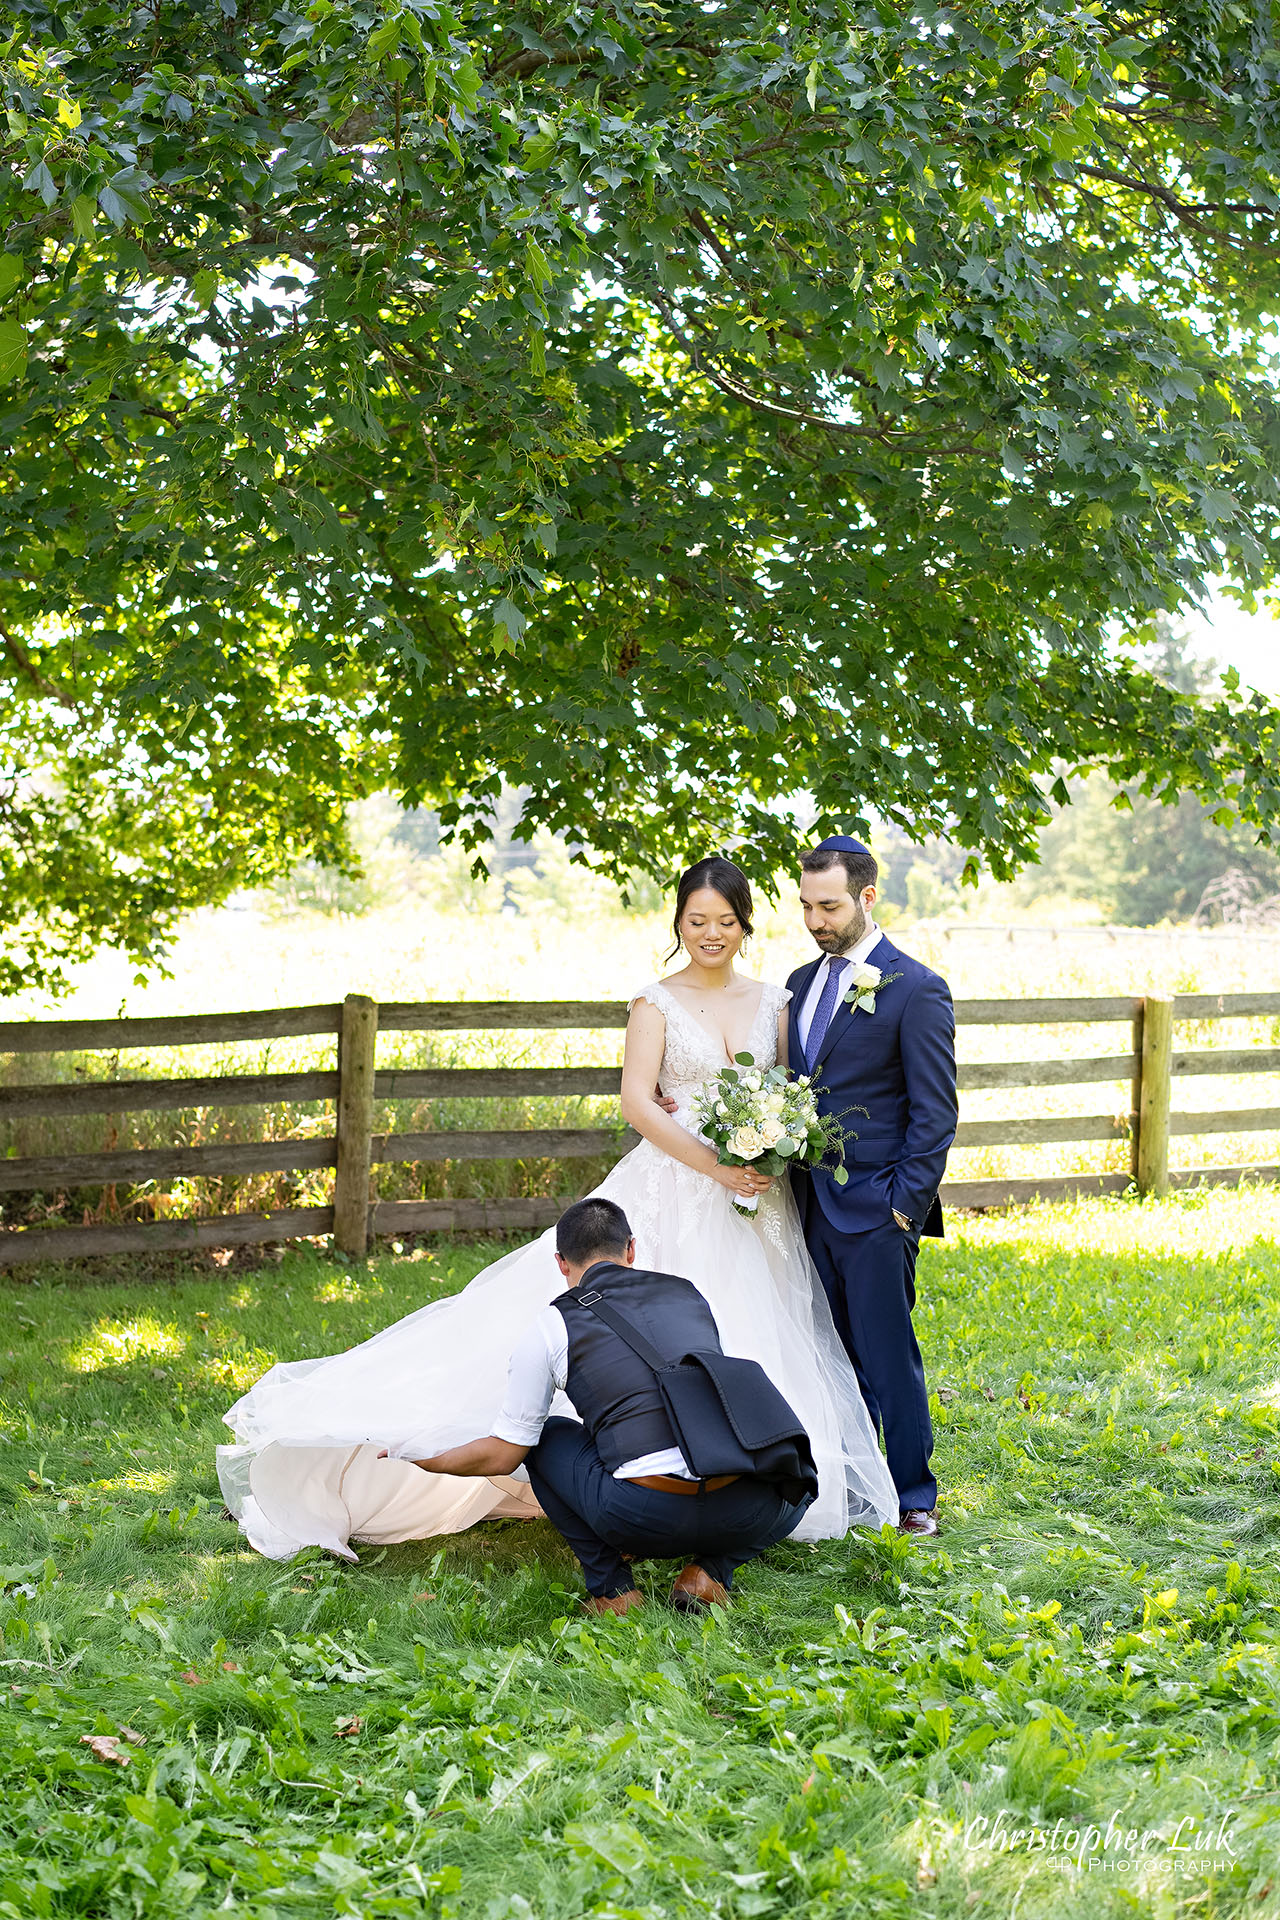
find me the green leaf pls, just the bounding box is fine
[492,598,526,648]
[69,193,97,241]
[525,237,551,294]
[367,17,401,60]
[564,1820,652,1873]
[0,318,26,383]
[0,255,22,299]
[98,169,151,227]
[832,1166,849,1185]
[191,268,218,308]
[451,58,481,114]
[22,159,57,207]
[734,1051,755,1065]
[522,129,557,168]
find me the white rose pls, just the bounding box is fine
[729,1124,765,1159]
[716,1101,729,1116]
[850,962,882,991]
[745,1073,762,1091]
[797,1075,811,1086]
[764,1092,786,1116]
[759,1118,785,1148]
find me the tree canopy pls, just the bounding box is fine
[3,0,1280,989]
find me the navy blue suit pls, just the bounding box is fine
[786,936,958,1511]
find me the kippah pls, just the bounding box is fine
[815,833,872,857]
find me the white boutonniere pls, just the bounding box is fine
[842,962,903,1016]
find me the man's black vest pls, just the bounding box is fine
[553,1262,723,1472]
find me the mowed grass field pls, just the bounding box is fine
[3,901,1279,1234]
[2,1189,1280,1916]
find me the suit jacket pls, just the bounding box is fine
[785,935,958,1237]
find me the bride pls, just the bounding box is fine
[218,857,898,1559]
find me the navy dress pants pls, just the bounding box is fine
[805,1212,937,1513]
[526,1418,813,1599]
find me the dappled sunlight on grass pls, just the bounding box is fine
[195,1354,272,1394]
[954,1184,1280,1260]
[311,1274,385,1305]
[95,1468,176,1494]
[68,1317,187,1374]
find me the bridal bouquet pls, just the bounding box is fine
[692,1055,853,1216]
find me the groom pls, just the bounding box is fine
[787,835,958,1537]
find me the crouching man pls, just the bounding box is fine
[407,1197,814,1615]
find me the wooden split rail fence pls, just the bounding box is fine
[1,991,1278,1269]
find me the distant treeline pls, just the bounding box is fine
[876,625,1280,927]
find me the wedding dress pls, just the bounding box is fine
[217,980,898,1559]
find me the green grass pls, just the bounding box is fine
[2,1190,1280,1916]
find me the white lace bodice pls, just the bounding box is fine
[629,979,792,1115]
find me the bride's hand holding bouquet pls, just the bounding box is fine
[693,1055,855,1216]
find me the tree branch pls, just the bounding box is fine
[1077,163,1273,223]
[496,45,598,81]
[0,621,75,708]
[648,292,984,454]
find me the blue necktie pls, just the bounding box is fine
[805,957,849,1068]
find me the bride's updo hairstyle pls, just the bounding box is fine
[666,855,754,961]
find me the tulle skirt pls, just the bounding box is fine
[217,1141,898,1560]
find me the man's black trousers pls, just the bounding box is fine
[526,1417,812,1599]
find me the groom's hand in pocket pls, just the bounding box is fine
[655,1087,678,1114]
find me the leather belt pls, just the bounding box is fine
[629,1473,740,1496]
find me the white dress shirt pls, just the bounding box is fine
[491,1304,697,1480]
[796,922,883,1054]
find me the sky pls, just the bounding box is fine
[1185,589,1280,699]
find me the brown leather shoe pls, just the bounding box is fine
[584,1589,644,1617]
[670,1565,730,1612]
[898,1508,940,1537]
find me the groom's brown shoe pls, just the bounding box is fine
[584,1589,644,1617]
[670,1565,730,1611]
[898,1508,940,1538]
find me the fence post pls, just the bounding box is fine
[1136,992,1174,1197]
[1129,997,1145,1187]
[333,994,378,1257]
